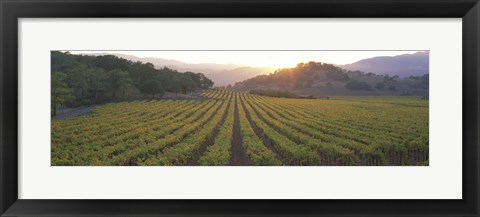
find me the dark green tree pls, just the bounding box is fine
[106,69,131,99]
[159,74,180,97]
[375,82,386,90]
[140,79,165,99]
[51,72,73,116]
[184,72,214,89]
[179,75,197,94]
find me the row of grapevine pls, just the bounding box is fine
[108,100,221,165]
[239,93,320,165]
[250,95,403,142]
[237,93,282,166]
[200,89,228,99]
[198,92,235,165]
[257,95,426,144]
[292,97,425,165]
[142,92,232,165]
[52,100,206,165]
[53,99,222,165]
[247,94,428,165]
[244,94,357,165]
[51,89,428,166]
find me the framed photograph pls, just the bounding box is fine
[1,0,479,216]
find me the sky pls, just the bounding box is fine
[69,50,423,69]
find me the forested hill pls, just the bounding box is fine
[51,51,214,115]
[231,61,429,97]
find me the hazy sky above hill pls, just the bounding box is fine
[69,50,423,68]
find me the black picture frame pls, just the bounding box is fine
[1,0,479,216]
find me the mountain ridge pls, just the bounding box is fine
[80,52,275,86]
[77,51,428,88]
[340,51,429,77]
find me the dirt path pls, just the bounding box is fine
[239,96,284,164]
[52,106,98,120]
[188,97,232,166]
[230,94,252,166]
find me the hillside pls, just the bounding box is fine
[341,51,429,77]
[231,61,429,97]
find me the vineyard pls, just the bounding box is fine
[51,90,429,166]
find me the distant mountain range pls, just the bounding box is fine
[340,51,429,77]
[84,53,275,86]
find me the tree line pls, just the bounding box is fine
[51,51,214,115]
[249,89,316,99]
